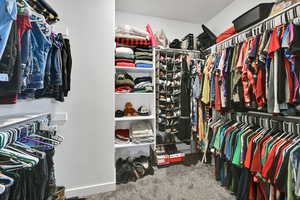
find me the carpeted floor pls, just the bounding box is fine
[86,163,234,200]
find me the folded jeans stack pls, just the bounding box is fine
[135,48,153,68]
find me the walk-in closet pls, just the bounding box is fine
[2,0,300,200]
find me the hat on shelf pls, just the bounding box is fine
[115,110,124,118]
[138,106,150,116]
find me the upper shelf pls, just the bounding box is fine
[115,66,154,72]
[0,113,50,129]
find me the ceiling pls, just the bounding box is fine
[116,0,234,24]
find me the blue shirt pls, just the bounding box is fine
[0,0,17,60]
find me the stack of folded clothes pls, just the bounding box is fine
[115,25,151,48]
[115,72,153,93]
[115,72,135,93]
[131,76,153,93]
[130,121,154,144]
[115,47,135,67]
[135,48,153,68]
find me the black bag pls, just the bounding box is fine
[182,33,194,50]
[196,25,216,51]
[169,39,182,49]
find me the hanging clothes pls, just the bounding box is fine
[208,113,300,200]
[202,22,300,115]
[176,56,192,142]
[0,0,72,104]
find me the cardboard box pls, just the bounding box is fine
[270,0,300,16]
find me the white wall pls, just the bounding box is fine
[0,0,116,198]
[116,11,202,41]
[206,0,275,35]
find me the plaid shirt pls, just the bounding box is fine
[116,38,151,47]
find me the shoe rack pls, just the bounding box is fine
[155,49,202,166]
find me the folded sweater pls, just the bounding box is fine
[115,59,134,63]
[135,47,153,53]
[135,52,153,57]
[135,60,153,65]
[136,63,153,68]
[135,55,153,61]
[116,62,135,67]
[115,54,135,60]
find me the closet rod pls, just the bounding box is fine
[246,111,300,124]
[0,113,51,130]
[205,2,300,53]
[155,48,202,54]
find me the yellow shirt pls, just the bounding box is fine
[201,55,213,104]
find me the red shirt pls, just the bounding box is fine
[261,139,286,178]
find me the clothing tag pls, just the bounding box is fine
[0,74,9,82]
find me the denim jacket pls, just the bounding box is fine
[0,0,17,79]
[26,21,51,89]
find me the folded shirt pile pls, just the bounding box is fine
[135,47,153,68]
[115,72,153,93]
[132,76,153,93]
[130,121,154,144]
[115,47,135,67]
[115,72,135,93]
[115,25,151,47]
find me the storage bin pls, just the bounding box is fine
[233,3,274,32]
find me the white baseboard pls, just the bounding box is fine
[66,182,116,198]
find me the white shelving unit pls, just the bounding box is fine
[114,48,156,160]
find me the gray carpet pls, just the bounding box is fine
[86,163,234,200]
